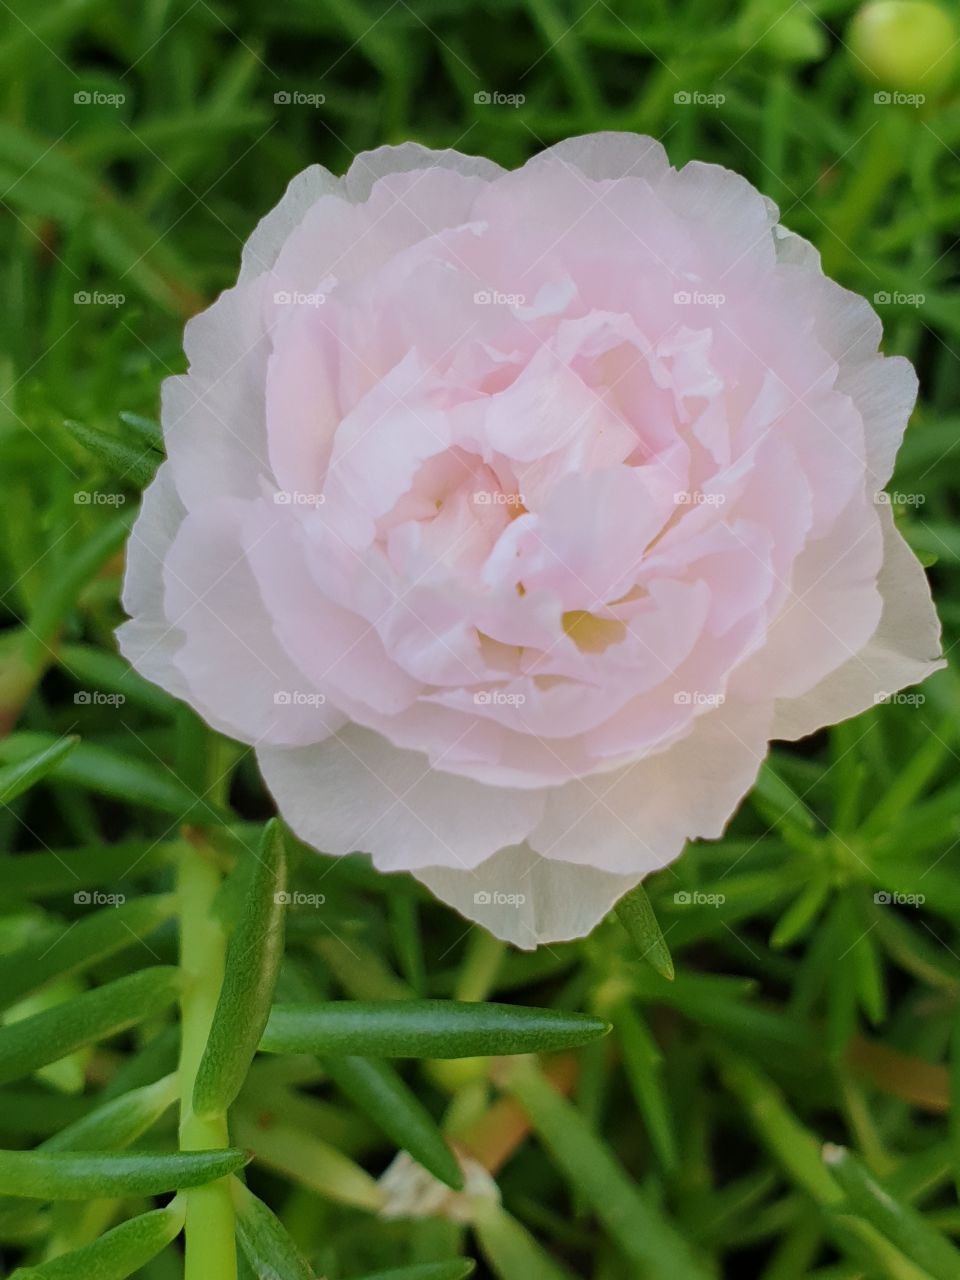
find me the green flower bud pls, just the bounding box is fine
[849,1,957,93]
[763,11,829,63]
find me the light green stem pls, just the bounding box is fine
[178,841,237,1280]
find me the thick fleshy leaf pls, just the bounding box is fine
[64,417,161,488]
[324,1055,463,1190]
[8,1200,185,1279]
[614,882,674,980]
[0,1148,247,1198]
[232,1177,315,1280]
[192,820,287,1117]
[261,1001,610,1059]
[0,967,181,1084]
[42,1074,179,1153]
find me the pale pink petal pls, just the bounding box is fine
[257,726,544,872]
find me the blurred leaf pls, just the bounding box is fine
[232,1111,383,1210]
[473,1200,576,1280]
[611,999,677,1171]
[824,1144,960,1280]
[0,733,227,822]
[351,1265,475,1280]
[753,759,817,832]
[507,1060,712,1279]
[0,736,79,806]
[0,895,176,1010]
[59,643,177,717]
[0,839,177,901]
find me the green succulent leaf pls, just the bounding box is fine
[8,1200,185,1278]
[192,820,288,1117]
[0,1148,248,1198]
[64,417,161,488]
[323,1055,463,1190]
[261,1000,610,1059]
[614,882,674,980]
[0,967,181,1084]
[232,1177,316,1280]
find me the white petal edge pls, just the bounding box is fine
[256,725,545,874]
[116,464,191,706]
[414,844,642,949]
[342,142,503,203]
[772,504,944,741]
[530,131,671,184]
[239,164,341,285]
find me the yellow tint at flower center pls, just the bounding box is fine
[562,610,627,653]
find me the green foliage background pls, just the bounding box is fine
[1,0,960,1277]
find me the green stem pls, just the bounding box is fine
[822,113,903,277]
[178,840,237,1280]
[456,930,505,1003]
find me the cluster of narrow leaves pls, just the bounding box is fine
[0,788,615,1279]
[4,556,960,1280]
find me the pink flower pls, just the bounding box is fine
[119,134,943,947]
